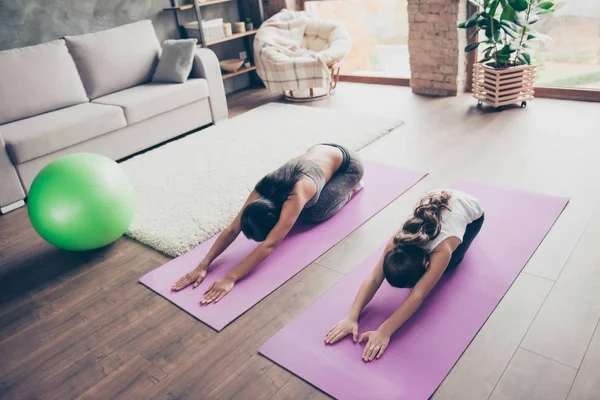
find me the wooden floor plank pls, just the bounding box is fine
[76,354,167,400]
[0,244,147,342]
[270,377,331,400]
[0,256,155,362]
[568,320,600,400]
[0,235,143,315]
[0,206,31,236]
[205,355,292,400]
[521,208,600,368]
[37,300,215,399]
[524,152,600,280]
[0,260,164,399]
[489,348,577,400]
[137,302,216,374]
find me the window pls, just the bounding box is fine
[304,0,410,78]
[533,1,600,89]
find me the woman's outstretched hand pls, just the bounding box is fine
[325,317,359,344]
[172,268,207,291]
[201,277,235,304]
[359,330,390,362]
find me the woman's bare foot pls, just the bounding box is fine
[352,180,364,196]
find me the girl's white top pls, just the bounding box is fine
[425,189,484,252]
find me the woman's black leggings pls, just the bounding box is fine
[447,214,485,270]
[300,145,364,223]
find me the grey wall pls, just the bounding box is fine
[0,0,257,93]
[0,0,179,51]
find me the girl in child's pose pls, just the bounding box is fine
[325,190,484,362]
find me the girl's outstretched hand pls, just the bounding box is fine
[325,317,359,344]
[359,330,390,362]
[172,269,207,291]
[201,277,235,304]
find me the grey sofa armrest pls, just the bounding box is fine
[0,133,26,208]
[191,48,228,122]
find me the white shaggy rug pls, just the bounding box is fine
[123,103,403,257]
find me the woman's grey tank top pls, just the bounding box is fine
[299,159,325,209]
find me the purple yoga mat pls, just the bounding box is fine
[139,161,426,331]
[260,182,568,400]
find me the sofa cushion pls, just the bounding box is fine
[92,78,209,125]
[65,20,161,99]
[2,103,126,164]
[152,39,198,83]
[0,40,89,125]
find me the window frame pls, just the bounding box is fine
[465,2,600,102]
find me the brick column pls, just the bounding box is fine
[408,0,467,96]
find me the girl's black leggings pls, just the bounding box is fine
[448,214,485,270]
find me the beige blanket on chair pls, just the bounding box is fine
[254,10,349,92]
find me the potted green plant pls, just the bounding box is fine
[459,0,555,109]
[245,17,254,31]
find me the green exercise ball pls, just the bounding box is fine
[28,153,136,251]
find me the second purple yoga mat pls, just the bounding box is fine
[139,161,426,331]
[260,182,568,400]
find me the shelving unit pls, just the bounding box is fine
[163,0,263,85]
[163,4,194,11]
[222,65,256,80]
[198,0,234,7]
[200,29,257,47]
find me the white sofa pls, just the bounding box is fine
[0,20,228,214]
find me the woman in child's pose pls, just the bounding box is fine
[325,190,484,361]
[172,143,364,304]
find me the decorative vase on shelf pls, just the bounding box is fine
[234,22,246,34]
[220,59,244,73]
[223,22,232,37]
[245,18,253,31]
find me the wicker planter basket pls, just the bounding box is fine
[472,63,535,109]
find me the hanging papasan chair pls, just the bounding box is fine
[254,9,351,102]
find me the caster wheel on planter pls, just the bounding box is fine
[477,101,483,108]
[521,101,527,108]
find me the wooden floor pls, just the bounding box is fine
[1,83,600,400]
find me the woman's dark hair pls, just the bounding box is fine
[383,191,452,288]
[241,159,307,242]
